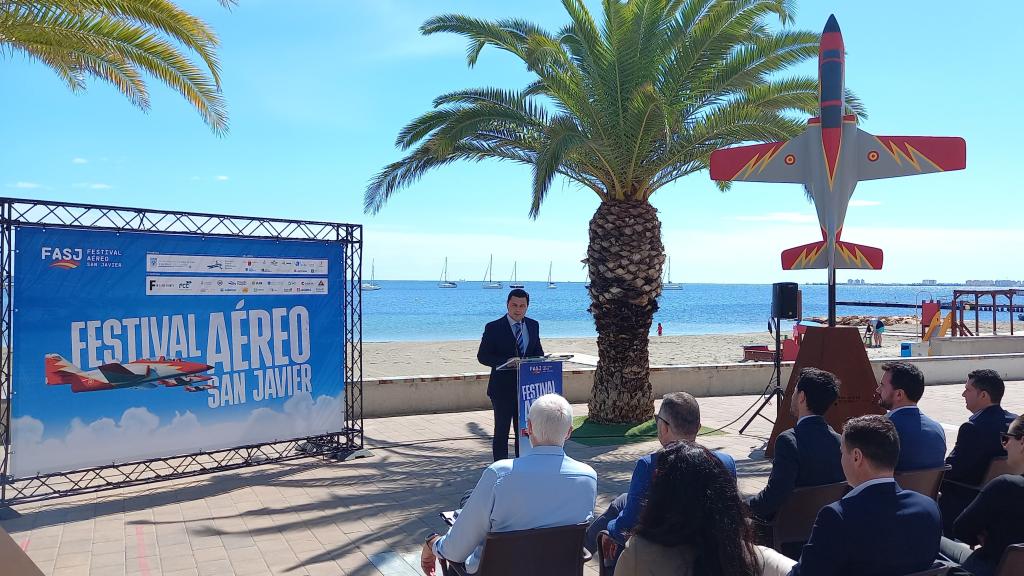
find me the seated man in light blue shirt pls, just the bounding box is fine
[420,394,597,575]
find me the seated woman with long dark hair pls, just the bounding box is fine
[614,441,792,576]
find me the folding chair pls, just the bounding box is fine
[903,560,951,575]
[770,481,850,551]
[439,522,589,576]
[995,543,1024,576]
[595,530,617,576]
[942,457,1011,497]
[0,526,44,576]
[895,465,950,500]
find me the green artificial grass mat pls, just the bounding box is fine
[570,415,722,447]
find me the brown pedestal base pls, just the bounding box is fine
[765,325,884,458]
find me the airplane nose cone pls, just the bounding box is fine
[824,14,841,34]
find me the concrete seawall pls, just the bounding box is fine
[361,353,1024,417]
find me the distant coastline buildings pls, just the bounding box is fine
[965,279,1023,287]
[838,278,1022,287]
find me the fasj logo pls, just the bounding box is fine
[41,247,82,269]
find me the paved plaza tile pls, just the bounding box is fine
[2,381,1021,575]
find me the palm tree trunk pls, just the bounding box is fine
[586,201,663,424]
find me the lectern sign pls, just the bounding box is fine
[517,361,563,457]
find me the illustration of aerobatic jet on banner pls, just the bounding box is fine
[45,354,215,393]
[709,14,966,272]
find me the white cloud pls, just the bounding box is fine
[849,199,881,207]
[10,392,344,477]
[734,212,817,223]
[215,175,229,181]
[73,182,113,190]
[8,181,41,189]
[71,157,88,164]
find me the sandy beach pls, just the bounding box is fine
[363,325,920,378]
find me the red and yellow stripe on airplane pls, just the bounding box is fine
[781,241,827,270]
[871,135,965,172]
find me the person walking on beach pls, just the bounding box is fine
[477,289,544,461]
[657,322,663,336]
[872,317,885,347]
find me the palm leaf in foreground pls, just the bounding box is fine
[0,0,229,134]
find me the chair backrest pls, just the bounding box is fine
[772,481,850,549]
[996,543,1024,576]
[903,560,951,576]
[895,465,950,500]
[983,457,1013,486]
[595,531,614,576]
[0,526,44,576]
[476,522,588,576]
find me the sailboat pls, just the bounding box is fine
[438,258,457,288]
[482,255,502,289]
[509,261,524,289]
[547,261,556,289]
[663,256,682,290]
[362,259,382,291]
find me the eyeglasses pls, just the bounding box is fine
[654,414,668,426]
[1000,432,1024,446]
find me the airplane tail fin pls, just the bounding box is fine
[834,240,883,270]
[45,354,112,392]
[45,354,81,385]
[781,241,830,270]
[781,240,883,270]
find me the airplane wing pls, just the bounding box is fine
[857,131,966,181]
[709,131,812,183]
[160,375,214,387]
[96,362,137,376]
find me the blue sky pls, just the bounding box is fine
[2,1,1020,284]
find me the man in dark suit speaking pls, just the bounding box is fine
[477,289,544,461]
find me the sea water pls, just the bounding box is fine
[361,281,1014,341]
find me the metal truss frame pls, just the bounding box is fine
[0,198,363,505]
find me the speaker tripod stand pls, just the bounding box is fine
[739,316,786,434]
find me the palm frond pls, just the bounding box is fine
[531,114,587,217]
[0,0,228,133]
[369,0,869,214]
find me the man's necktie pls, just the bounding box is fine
[513,322,525,356]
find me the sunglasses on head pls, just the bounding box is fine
[1000,432,1024,445]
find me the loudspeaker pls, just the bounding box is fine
[772,282,800,319]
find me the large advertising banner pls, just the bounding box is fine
[517,361,563,457]
[10,226,345,477]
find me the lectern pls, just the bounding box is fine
[498,355,568,457]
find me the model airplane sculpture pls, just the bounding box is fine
[45,353,215,393]
[710,15,966,323]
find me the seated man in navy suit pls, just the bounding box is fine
[584,392,736,563]
[876,361,946,471]
[783,415,942,576]
[747,367,845,522]
[940,414,1024,576]
[939,369,1018,534]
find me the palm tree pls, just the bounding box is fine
[1,0,230,134]
[364,0,865,423]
